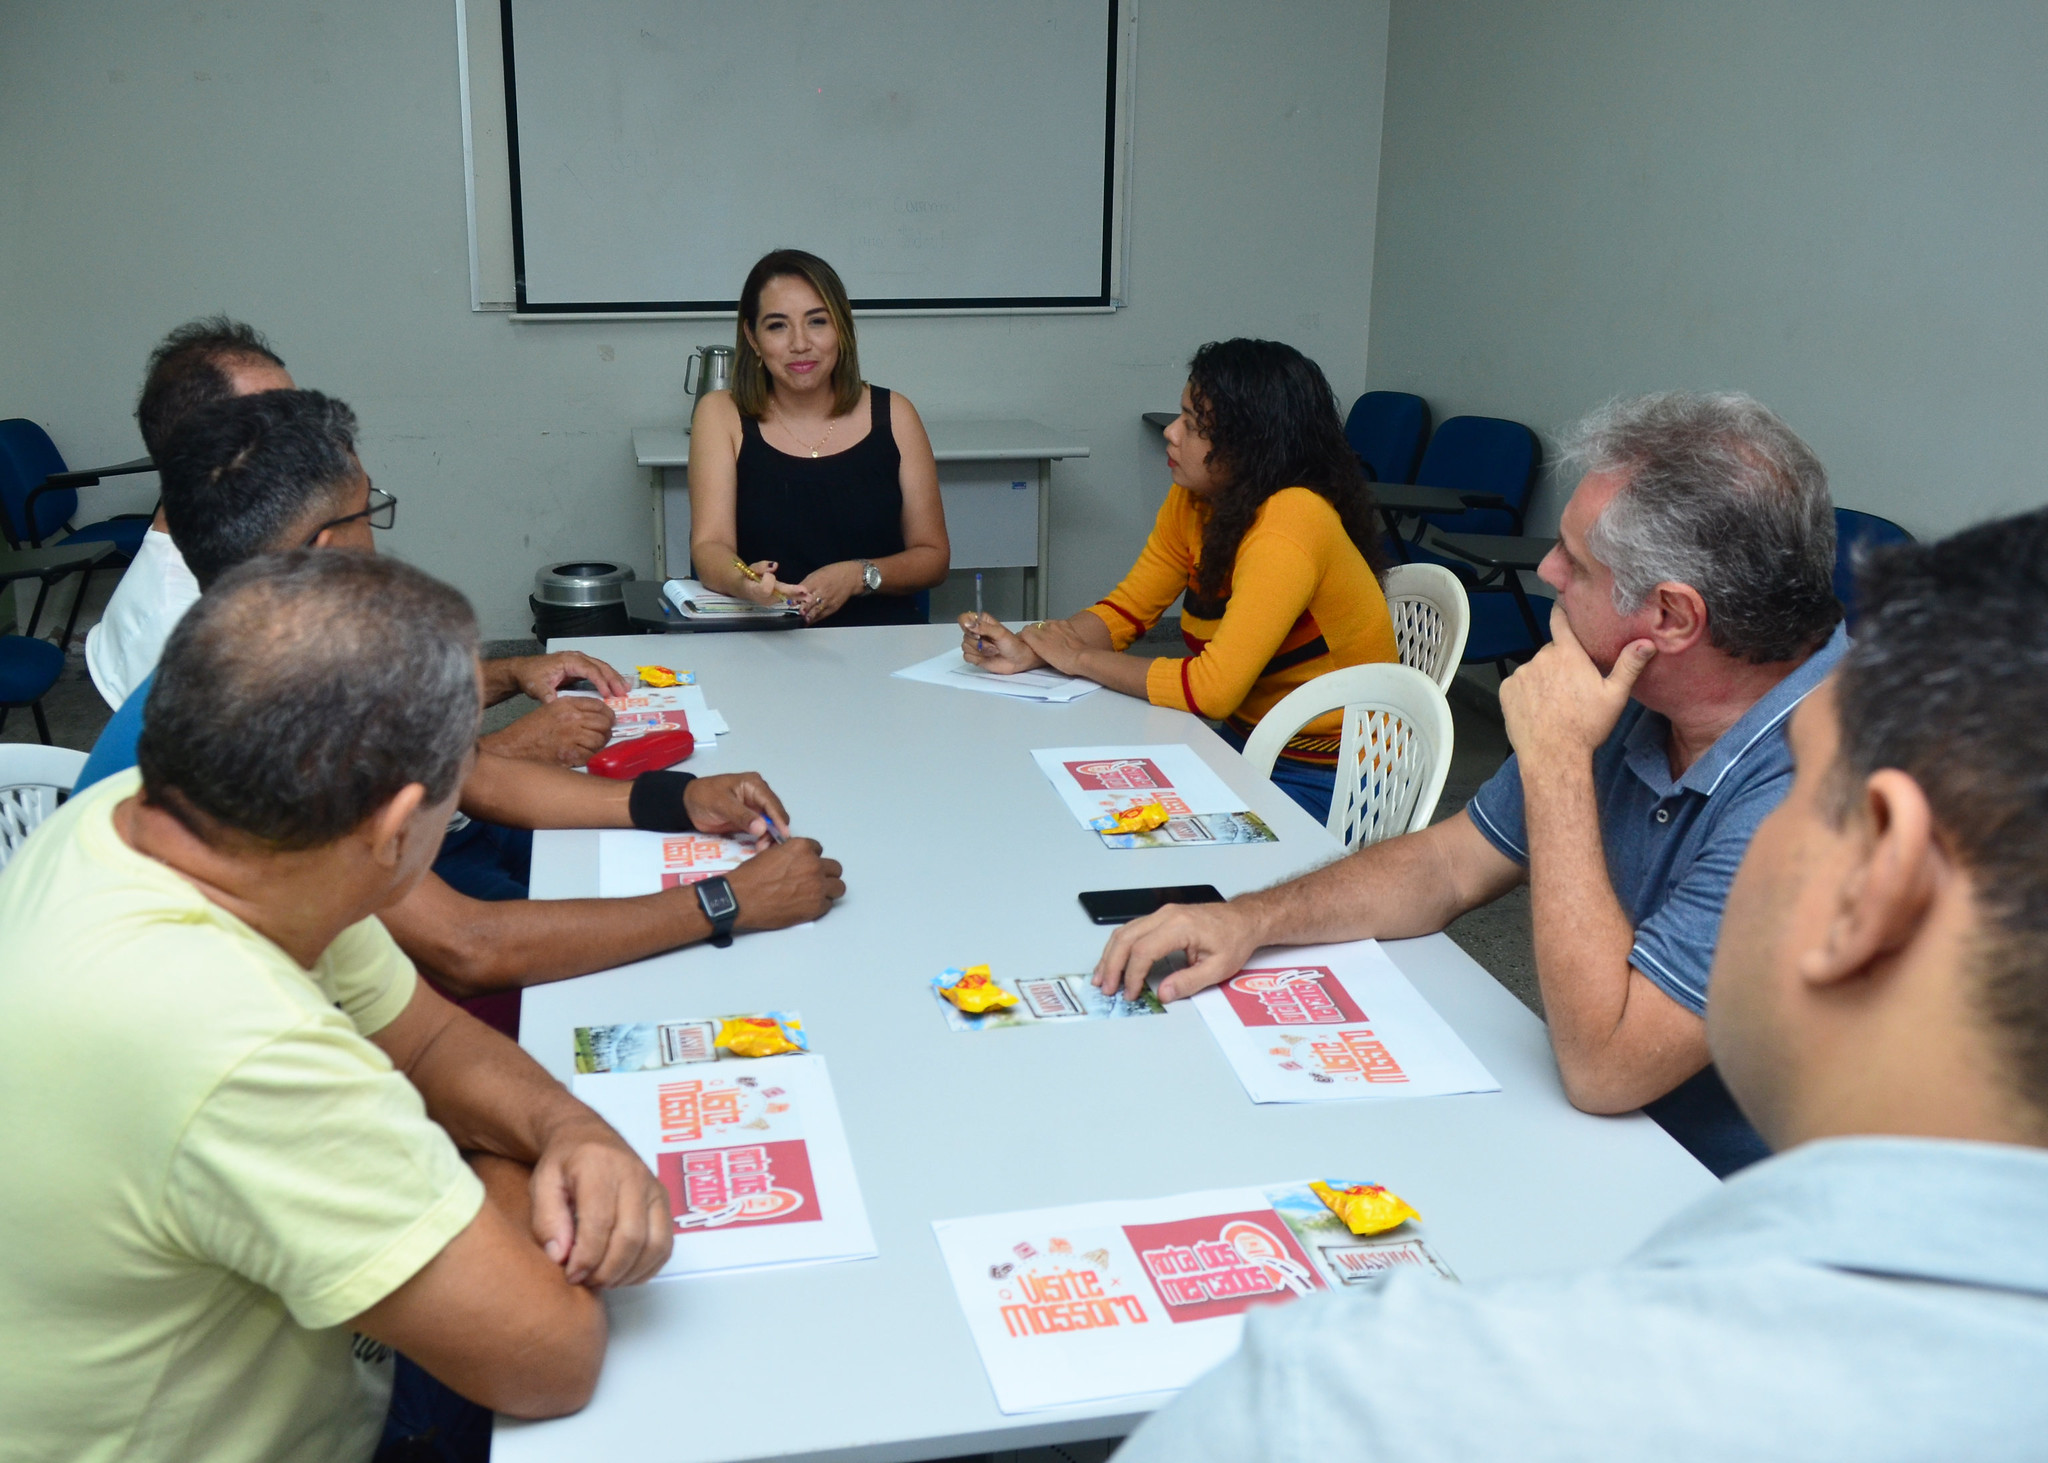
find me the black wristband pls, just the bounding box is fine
[628,770,698,832]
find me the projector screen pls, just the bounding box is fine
[501,0,1124,313]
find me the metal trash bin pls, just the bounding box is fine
[530,560,634,641]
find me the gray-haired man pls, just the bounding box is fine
[1096,393,1846,1174]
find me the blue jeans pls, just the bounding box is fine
[427,819,534,1040]
[1214,723,1336,826]
[376,1355,491,1463]
[433,819,533,902]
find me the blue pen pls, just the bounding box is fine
[973,572,987,651]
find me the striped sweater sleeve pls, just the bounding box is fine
[1084,489,1198,652]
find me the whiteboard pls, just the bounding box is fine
[501,0,1125,312]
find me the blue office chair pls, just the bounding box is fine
[1411,416,1541,537]
[0,635,65,744]
[1832,508,1912,627]
[0,419,154,558]
[1463,589,1555,675]
[1344,391,1431,485]
[1397,415,1548,666]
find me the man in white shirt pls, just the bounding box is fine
[85,319,285,706]
[86,316,620,767]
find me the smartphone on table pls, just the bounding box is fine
[1078,884,1226,926]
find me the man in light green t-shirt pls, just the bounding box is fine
[0,551,672,1463]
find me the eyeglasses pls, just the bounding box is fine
[305,482,398,547]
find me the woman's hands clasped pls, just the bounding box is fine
[789,560,868,624]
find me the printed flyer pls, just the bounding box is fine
[565,683,730,748]
[573,1011,807,1073]
[572,1054,875,1278]
[933,1179,1452,1413]
[1030,745,1273,847]
[1192,941,1500,1103]
[929,971,1166,1031]
[1096,809,1276,850]
[595,827,762,898]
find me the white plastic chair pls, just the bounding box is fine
[1381,562,1470,691]
[1241,663,1455,852]
[0,744,88,872]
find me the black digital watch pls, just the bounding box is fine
[694,874,739,948]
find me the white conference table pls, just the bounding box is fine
[635,420,1089,619]
[501,624,1716,1463]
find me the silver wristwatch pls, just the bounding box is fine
[859,560,882,595]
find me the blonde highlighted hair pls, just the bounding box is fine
[731,249,864,419]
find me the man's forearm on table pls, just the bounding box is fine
[405,1000,615,1162]
[1236,818,1495,947]
[390,885,711,997]
[460,751,634,829]
[477,657,529,708]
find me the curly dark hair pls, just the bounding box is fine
[1182,339,1386,610]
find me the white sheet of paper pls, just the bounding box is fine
[893,648,1100,703]
[933,1178,1453,1414]
[1030,744,1247,827]
[1192,940,1500,1103]
[596,828,760,898]
[572,1055,875,1279]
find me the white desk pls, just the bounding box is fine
[503,625,1716,1463]
[634,421,1090,619]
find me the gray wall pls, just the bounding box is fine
[0,1,1389,639]
[1368,1,2048,538]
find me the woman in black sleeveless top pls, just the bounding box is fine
[689,250,949,628]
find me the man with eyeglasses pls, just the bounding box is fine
[92,317,629,769]
[75,389,846,1008]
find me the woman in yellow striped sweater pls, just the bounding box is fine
[960,338,1397,823]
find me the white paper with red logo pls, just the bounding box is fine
[571,1054,875,1278]
[1030,744,1247,828]
[594,828,762,898]
[564,684,730,749]
[1192,940,1499,1103]
[933,1180,1454,1414]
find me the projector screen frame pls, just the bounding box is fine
[491,0,1134,318]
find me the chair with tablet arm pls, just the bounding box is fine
[1832,507,1912,628]
[0,743,87,871]
[1344,391,1431,485]
[1381,562,1469,691]
[0,418,155,557]
[1241,662,1454,854]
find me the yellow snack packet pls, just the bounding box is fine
[715,1015,804,1058]
[1310,1181,1420,1236]
[1111,802,1170,833]
[636,664,682,688]
[939,965,1020,1014]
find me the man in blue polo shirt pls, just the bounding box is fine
[1096,392,1844,1174]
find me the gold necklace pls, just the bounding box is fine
[778,411,838,458]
